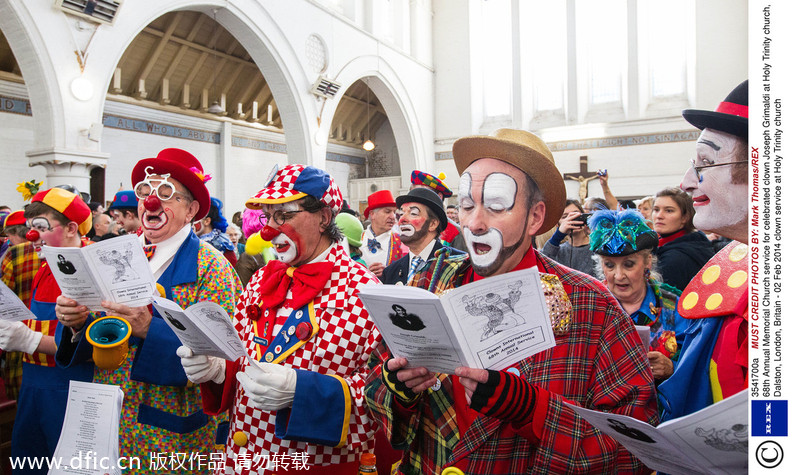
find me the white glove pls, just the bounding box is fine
[236,361,297,411]
[0,320,43,354]
[176,346,226,384]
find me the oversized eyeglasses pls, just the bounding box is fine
[688,159,748,181]
[134,168,191,202]
[258,210,306,226]
[27,217,60,233]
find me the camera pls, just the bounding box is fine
[575,213,591,225]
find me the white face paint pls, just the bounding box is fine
[271,233,298,263]
[263,201,302,264]
[398,224,416,236]
[458,172,520,273]
[481,173,517,212]
[463,227,503,268]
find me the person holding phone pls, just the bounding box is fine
[541,199,600,278]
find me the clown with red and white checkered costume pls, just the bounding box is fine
[180,164,382,475]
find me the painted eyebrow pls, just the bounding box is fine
[698,139,721,151]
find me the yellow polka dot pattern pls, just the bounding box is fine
[729,243,747,262]
[682,292,699,310]
[702,265,721,284]
[727,270,747,288]
[682,243,748,314]
[705,293,723,310]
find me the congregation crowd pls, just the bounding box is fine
[0,80,748,474]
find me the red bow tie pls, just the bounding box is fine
[259,259,334,310]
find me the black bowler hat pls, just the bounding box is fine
[682,80,748,139]
[396,187,448,233]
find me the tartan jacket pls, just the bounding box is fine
[364,247,658,474]
[1,242,42,306]
[1,242,42,398]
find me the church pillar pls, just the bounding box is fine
[26,149,108,193]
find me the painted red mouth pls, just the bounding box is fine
[693,195,710,206]
[274,242,291,253]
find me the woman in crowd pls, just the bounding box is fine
[589,209,690,381]
[542,199,599,278]
[637,195,654,225]
[651,187,714,291]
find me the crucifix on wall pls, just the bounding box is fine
[563,156,597,203]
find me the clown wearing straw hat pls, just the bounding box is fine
[365,129,657,474]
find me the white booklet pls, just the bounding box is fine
[358,267,556,374]
[0,281,37,322]
[42,234,156,311]
[152,297,248,362]
[567,389,748,475]
[48,381,124,475]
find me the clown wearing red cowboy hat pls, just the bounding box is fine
[360,189,407,277]
[659,80,750,423]
[181,164,382,475]
[53,148,242,468]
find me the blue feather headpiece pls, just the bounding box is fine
[588,209,658,256]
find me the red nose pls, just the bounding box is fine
[260,225,280,242]
[143,195,161,212]
[26,229,40,242]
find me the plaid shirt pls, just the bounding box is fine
[1,242,42,398]
[365,247,658,474]
[1,242,42,306]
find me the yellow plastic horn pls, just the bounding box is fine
[440,468,464,475]
[86,316,132,370]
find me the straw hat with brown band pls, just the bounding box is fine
[452,128,566,235]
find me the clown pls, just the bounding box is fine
[0,188,94,470]
[658,80,750,421]
[381,187,457,286]
[180,164,382,475]
[365,129,657,474]
[409,170,467,251]
[360,189,406,277]
[54,148,242,472]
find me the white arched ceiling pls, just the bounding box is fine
[321,55,429,182]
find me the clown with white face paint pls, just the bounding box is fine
[659,80,751,425]
[365,128,658,474]
[53,148,242,468]
[458,170,527,276]
[381,187,456,286]
[181,164,383,474]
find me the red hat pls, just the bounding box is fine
[246,164,343,214]
[3,210,25,230]
[410,170,452,198]
[30,188,92,235]
[131,148,211,219]
[364,190,396,217]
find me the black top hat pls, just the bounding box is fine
[682,80,748,139]
[396,187,448,233]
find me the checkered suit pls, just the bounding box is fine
[202,244,382,473]
[364,247,659,474]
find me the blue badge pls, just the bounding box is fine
[752,400,788,437]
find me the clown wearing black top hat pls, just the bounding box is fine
[658,81,751,425]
